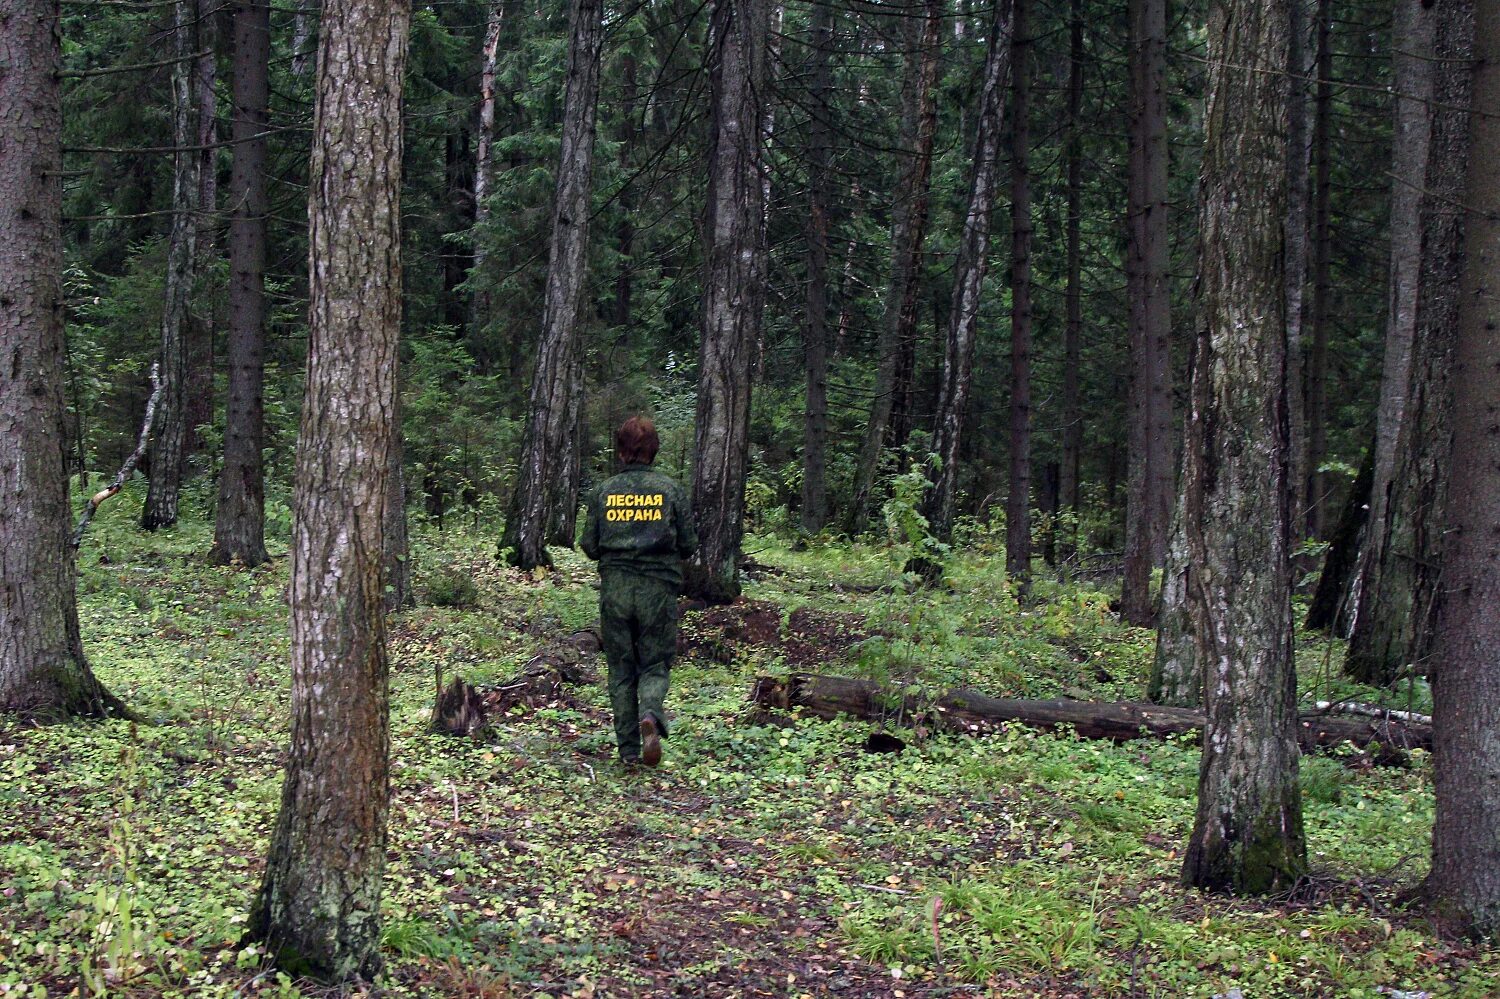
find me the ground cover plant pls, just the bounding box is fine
[1,492,1493,998]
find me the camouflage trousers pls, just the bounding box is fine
[599,572,678,761]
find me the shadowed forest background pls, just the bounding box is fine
[2,0,1499,995]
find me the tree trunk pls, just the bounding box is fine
[846,0,940,533]
[1120,0,1173,624]
[800,0,833,535]
[246,0,410,980]
[292,0,316,77]
[1058,0,1084,560]
[1002,0,1030,587]
[471,0,505,341]
[211,0,271,567]
[751,673,1430,763]
[683,0,770,603]
[0,0,127,721]
[502,0,605,571]
[1284,0,1312,530]
[548,353,586,547]
[1428,0,1499,935]
[1303,0,1332,538]
[384,391,412,612]
[141,0,201,531]
[1180,0,1306,895]
[922,0,1014,554]
[1342,0,1434,637]
[1304,445,1372,632]
[186,0,218,465]
[1149,492,1199,706]
[1344,3,1471,687]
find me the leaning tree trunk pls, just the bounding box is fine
[800,0,833,535]
[141,0,202,532]
[1120,0,1173,624]
[684,0,770,603]
[1344,2,1470,687]
[846,0,940,534]
[1058,0,1084,561]
[212,0,272,567]
[547,351,586,547]
[1428,0,1499,935]
[502,0,605,570]
[471,0,505,339]
[922,0,1014,559]
[1180,0,1306,895]
[246,0,410,980]
[0,0,127,721]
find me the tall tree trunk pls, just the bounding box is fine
[1344,0,1461,687]
[211,0,272,567]
[470,0,504,345]
[1428,0,1498,935]
[1303,0,1333,538]
[292,0,316,77]
[921,0,1014,552]
[846,0,940,533]
[246,0,410,979]
[1284,0,1312,527]
[1120,0,1173,624]
[1341,0,1434,640]
[1058,0,1084,560]
[1149,492,1199,705]
[502,0,605,570]
[800,0,833,534]
[548,355,586,547]
[186,0,219,464]
[684,0,770,603]
[1003,0,1029,585]
[141,0,202,531]
[384,387,412,612]
[1180,0,1306,895]
[1304,444,1372,632]
[0,0,127,721]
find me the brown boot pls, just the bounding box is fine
[639,716,662,768]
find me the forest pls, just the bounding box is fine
[1,0,1498,995]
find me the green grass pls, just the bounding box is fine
[0,487,1491,997]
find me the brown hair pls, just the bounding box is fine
[615,416,660,466]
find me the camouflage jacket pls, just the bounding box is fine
[581,464,698,586]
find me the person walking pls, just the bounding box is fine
[581,417,697,766]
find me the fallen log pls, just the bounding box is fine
[431,628,601,737]
[750,673,1432,765]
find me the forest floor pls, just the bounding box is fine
[2,495,1497,998]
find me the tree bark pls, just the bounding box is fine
[1304,444,1372,632]
[246,0,410,980]
[1303,0,1333,538]
[751,673,1430,763]
[921,0,1014,558]
[800,0,833,535]
[211,0,272,567]
[548,352,586,547]
[846,0,940,534]
[502,0,605,570]
[1284,0,1312,528]
[384,391,412,612]
[1342,0,1435,636]
[0,0,127,721]
[1429,0,1500,935]
[292,0,316,77]
[1180,0,1306,895]
[1149,492,1199,706]
[471,0,505,340]
[141,0,202,531]
[683,0,770,603]
[1120,0,1173,624]
[185,0,218,464]
[1344,2,1471,687]
[1002,0,1030,587]
[1058,0,1084,560]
